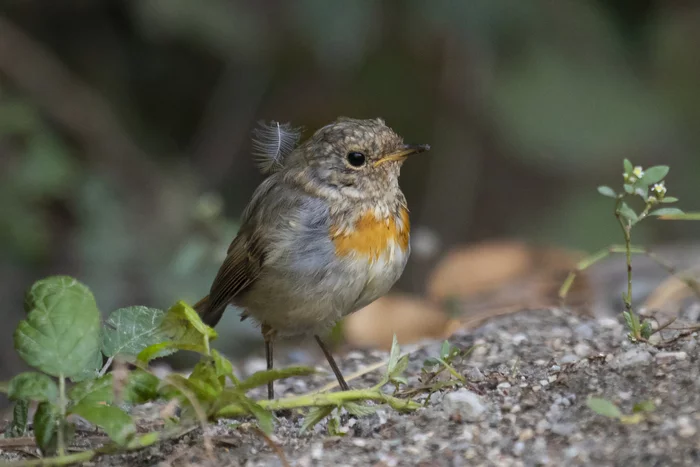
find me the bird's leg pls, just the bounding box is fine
[262,324,275,400]
[314,335,349,391]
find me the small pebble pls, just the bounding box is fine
[655,351,688,364]
[443,389,489,422]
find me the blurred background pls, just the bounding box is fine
[2,0,700,389]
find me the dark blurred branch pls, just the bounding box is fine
[189,61,269,187]
[0,14,160,190]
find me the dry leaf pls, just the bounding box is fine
[343,294,457,350]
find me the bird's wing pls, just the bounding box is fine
[201,230,265,326]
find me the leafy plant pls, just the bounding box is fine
[560,160,700,342]
[587,396,656,424]
[1,276,422,465]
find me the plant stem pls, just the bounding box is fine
[216,389,419,418]
[98,356,114,377]
[57,374,66,457]
[616,199,640,339]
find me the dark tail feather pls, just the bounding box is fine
[193,295,226,328]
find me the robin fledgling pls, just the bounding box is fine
[194,117,430,398]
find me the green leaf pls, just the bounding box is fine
[640,320,653,339]
[344,402,378,417]
[439,340,451,359]
[70,374,114,406]
[163,301,217,340]
[137,301,217,363]
[33,402,60,456]
[634,187,648,201]
[15,276,101,378]
[623,184,634,194]
[249,402,274,435]
[187,360,223,401]
[660,196,679,204]
[237,366,316,392]
[423,358,440,367]
[123,370,161,404]
[301,406,334,434]
[387,334,401,375]
[69,349,104,383]
[618,203,638,223]
[6,400,29,438]
[137,341,207,363]
[640,165,669,185]
[623,159,633,175]
[102,306,167,358]
[212,349,239,385]
[587,397,622,419]
[657,211,700,220]
[8,372,58,403]
[70,402,136,446]
[597,185,617,198]
[390,355,409,380]
[632,400,656,413]
[650,208,685,217]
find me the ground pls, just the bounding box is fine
[2,306,699,466]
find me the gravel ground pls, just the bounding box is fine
[2,305,700,466]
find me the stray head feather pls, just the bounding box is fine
[251,120,303,174]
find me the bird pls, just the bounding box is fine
[194,117,430,399]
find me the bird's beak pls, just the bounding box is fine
[373,143,431,166]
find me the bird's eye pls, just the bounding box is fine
[346,152,366,167]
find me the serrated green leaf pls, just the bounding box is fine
[390,355,409,379]
[623,159,633,174]
[301,406,334,434]
[632,400,656,413]
[33,402,59,456]
[212,349,239,385]
[70,374,114,406]
[327,409,343,436]
[237,366,316,392]
[136,302,216,363]
[102,306,167,358]
[660,196,679,203]
[587,397,622,419]
[163,301,217,340]
[640,166,669,185]
[15,276,101,378]
[343,402,378,417]
[387,334,401,375]
[187,360,223,401]
[70,402,136,446]
[8,372,58,403]
[650,208,685,217]
[137,341,207,363]
[69,349,104,383]
[618,203,638,223]
[6,400,29,438]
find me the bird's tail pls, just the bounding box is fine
[193,295,221,327]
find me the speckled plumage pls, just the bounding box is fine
[194,117,429,395]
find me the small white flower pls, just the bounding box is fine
[653,182,667,196]
[632,166,645,178]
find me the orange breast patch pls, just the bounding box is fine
[331,208,410,260]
